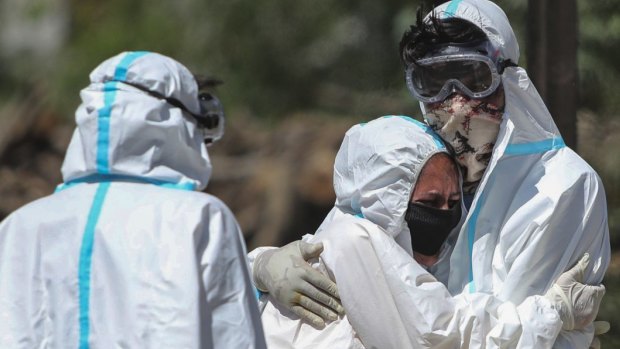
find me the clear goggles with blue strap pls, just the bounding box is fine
[405,42,509,104]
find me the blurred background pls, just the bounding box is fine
[0,0,618,344]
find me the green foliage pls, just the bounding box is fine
[194,0,413,118]
[30,0,423,119]
[48,0,197,117]
[24,0,50,20]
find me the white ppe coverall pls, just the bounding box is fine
[0,52,266,349]
[258,116,564,348]
[424,1,610,347]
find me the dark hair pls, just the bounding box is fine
[193,74,224,90]
[398,7,488,67]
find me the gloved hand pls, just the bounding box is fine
[589,320,610,349]
[544,253,606,330]
[253,240,345,328]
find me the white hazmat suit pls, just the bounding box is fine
[259,116,565,348]
[425,1,610,347]
[0,51,266,349]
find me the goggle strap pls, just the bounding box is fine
[118,80,198,117]
[118,80,222,130]
[498,59,518,74]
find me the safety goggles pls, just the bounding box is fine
[195,92,225,144]
[121,81,225,144]
[405,45,503,104]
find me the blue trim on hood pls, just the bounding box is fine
[383,115,446,149]
[96,81,117,173]
[113,51,150,81]
[96,51,150,174]
[445,0,464,17]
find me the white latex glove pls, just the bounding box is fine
[589,320,610,349]
[545,253,606,330]
[253,240,344,328]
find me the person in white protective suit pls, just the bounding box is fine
[254,116,603,348]
[0,51,266,349]
[250,1,611,348]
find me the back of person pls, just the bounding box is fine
[0,182,259,348]
[0,51,266,348]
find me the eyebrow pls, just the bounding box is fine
[416,191,461,200]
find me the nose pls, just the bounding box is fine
[448,91,470,101]
[439,201,451,210]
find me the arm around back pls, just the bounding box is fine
[315,215,563,349]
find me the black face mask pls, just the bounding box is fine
[405,202,462,256]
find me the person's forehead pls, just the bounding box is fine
[414,154,460,194]
[421,153,457,175]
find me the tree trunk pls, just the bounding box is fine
[526,0,578,150]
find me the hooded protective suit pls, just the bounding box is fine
[0,51,266,348]
[421,1,610,347]
[259,116,564,348]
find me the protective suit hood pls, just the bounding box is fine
[424,0,560,144]
[332,116,450,244]
[431,0,519,64]
[61,51,212,191]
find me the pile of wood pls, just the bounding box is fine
[0,90,71,224]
